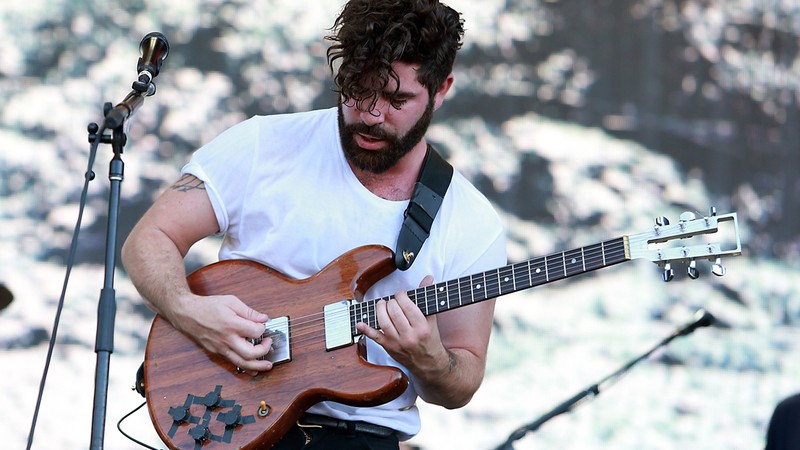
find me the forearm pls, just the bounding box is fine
[410,346,486,409]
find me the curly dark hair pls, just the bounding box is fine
[326,0,464,112]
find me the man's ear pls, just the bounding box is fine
[432,73,455,111]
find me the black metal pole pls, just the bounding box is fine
[89,122,126,450]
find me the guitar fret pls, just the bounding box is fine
[543,255,549,281]
[581,247,586,271]
[498,266,514,295]
[601,241,606,266]
[435,283,446,311]
[436,284,447,309]
[469,273,480,303]
[444,279,457,309]
[529,257,546,286]
[563,248,582,277]
[545,254,565,281]
[485,269,499,298]
[526,260,533,288]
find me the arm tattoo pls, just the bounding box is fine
[172,174,205,192]
[447,351,458,374]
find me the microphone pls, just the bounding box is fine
[104,32,169,129]
[136,32,170,87]
[674,308,715,337]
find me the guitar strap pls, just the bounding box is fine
[394,144,453,271]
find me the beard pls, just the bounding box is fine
[337,98,434,174]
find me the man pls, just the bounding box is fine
[122,0,506,448]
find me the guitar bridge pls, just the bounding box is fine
[251,316,291,365]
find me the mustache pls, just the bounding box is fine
[345,122,390,139]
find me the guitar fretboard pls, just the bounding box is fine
[350,236,630,334]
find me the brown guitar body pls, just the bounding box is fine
[144,245,409,449]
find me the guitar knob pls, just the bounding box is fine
[687,260,700,279]
[168,405,191,424]
[218,407,243,428]
[711,257,726,277]
[200,390,222,409]
[662,263,674,282]
[188,424,211,443]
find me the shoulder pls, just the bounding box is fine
[249,107,337,134]
[446,170,502,226]
[438,168,507,264]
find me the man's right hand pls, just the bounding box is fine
[170,292,275,375]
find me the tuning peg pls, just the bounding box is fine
[687,260,700,279]
[655,216,670,227]
[709,206,717,217]
[679,211,697,222]
[711,257,726,277]
[662,263,675,282]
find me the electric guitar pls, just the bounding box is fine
[144,210,741,449]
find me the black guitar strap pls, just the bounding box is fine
[394,144,453,271]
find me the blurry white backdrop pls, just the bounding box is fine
[2,1,799,449]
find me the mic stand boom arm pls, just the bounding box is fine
[494,309,715,450]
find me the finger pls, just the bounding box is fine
[374,298,405,341]
[392,291,426,329]
[356,321,382,341]
[224,301,270,339]
[229,338,274,372]
[385,297,412,332]
[225,349,272,374]
[242,305,270,324]
[419,275,434,287]
[225,295,270,326]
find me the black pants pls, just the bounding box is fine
[269,423,400,450]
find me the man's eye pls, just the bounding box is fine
[391,99,408,109]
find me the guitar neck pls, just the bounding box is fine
[350,236,631,333]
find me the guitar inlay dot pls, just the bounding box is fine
[439,287,444,292]
[504,277,510,282]
[475,284,481,289]
[571,258,577,264]
[536,268,541,273]
[440,301,445,306]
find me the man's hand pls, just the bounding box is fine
[355,275,494,409]
[169,292,274,376]
[356,276,451,374]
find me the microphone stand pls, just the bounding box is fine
[89,83,153,450]
[493,309,715,450]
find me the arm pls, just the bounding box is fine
[121,174,273,373]
[357,277,495,409]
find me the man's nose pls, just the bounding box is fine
[360,98,388,126]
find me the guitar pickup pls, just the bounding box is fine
[324,300,354,350]
[251,316,291,365]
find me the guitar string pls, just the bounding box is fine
[265,228,718,348]
[258,239,633,349]
[283,231,653,339]
[284,241,630,341]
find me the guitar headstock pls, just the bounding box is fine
[627,207,742,281]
